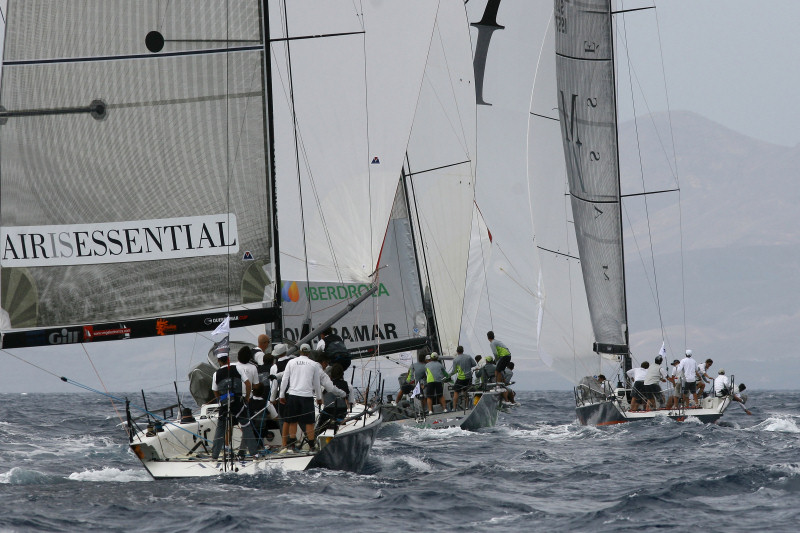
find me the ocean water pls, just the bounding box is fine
[1,390,798,532]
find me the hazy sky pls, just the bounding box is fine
[1,1,798,393]
[615,0,800,147]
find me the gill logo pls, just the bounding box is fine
[282,281,300,302]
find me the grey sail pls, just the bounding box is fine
[554,0,627,354]
[0,1,276,346]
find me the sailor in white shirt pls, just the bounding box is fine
[643,355,668,409]
[278,344,325,452]
[676,349,699,406]
[626,361,649,411]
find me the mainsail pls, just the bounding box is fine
[0,1,277,347]
[554,0,628,356]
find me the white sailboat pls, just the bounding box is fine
[0,0,471,477]
[532,0,734,425]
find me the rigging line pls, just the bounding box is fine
[654,5,688,348]
[80,344,126,427]
[622,203,673,356]
[616,52,678,181]
[280,1,312,322]
[431,13,472,163]
[473,204,495,329]
[621,10,665,340]
[361,6,377,295]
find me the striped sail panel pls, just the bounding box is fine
[0,1,273,331]
[554,0,627,350]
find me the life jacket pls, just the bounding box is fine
[215,364,243,404]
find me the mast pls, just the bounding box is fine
[401,165,433,351]
[261,0,284,343]
[609,6,632,375]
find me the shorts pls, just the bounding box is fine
[285,394,316,425]
[632,381,646,401]
[495,355,512,373]
[424,382,443,398]
[453,379,472,392]
[400,383,415,394]
[683,381,697,394]
[644,383,661,398]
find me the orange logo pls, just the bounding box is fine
[156,319,178,336]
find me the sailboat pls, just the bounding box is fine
[530,0,733,425]
[0,1,478,477]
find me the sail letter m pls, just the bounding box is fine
[560,91,581,146]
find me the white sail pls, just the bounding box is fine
[529,3,598,382]
[268,1,441,353]
[459,1,546,363]
[405,0,477,356]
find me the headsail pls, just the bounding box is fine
[0,1,277,347]
[404,0,477,356]
[268,1,441,354]
[554,0,628,356]
[524,2,598,383]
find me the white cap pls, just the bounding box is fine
[271,343,287,356]
[299,343,311,353]
[685,349,693,356]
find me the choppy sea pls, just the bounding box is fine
[1,390,798,532]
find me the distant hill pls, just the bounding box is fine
[618,111,799,388]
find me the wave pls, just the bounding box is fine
[751,416,800,433]
[67,467,152,482]
[0,467,62,485]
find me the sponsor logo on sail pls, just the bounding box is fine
[0,214,239,268]
[304,283,389,302]
[156,319,178,336]
[282,281,300,302]
[371,156,380,164]
[48,328,82,345]
[83,325,131,341]
[203,314,250,327]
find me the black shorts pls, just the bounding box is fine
[424,382,443,398]
[632,381,646,401]
[285,394,316,425]
[495,355,511,373]
[400,383,415,394]
[683,381,697,394]
[644,383,661,398]
[454,379,472,392]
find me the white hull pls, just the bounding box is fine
[129,403,380,479]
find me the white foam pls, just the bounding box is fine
[67,467,152,482]
[768,463,800,477]
[752,416,800,433]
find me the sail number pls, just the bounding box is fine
[555,0,567,33]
